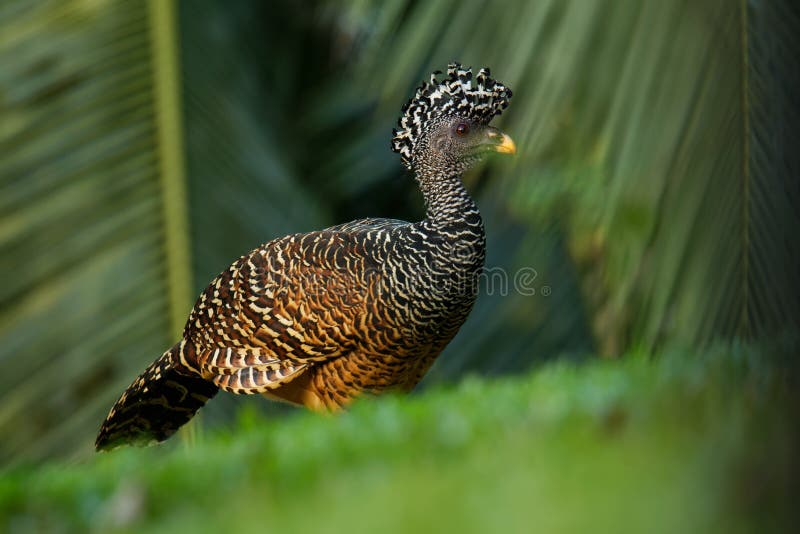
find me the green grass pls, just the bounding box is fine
[1,339,797,534]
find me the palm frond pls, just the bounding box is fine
[0,0,177,464]
[333,0,800,356]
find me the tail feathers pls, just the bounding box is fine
[95,346,218,451]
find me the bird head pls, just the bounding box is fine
[391,63,515,176]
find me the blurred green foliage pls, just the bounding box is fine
[1,0,175,463]
[1,339,797,532]
[0,0,798,477]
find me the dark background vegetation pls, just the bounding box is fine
[1,0,798,531]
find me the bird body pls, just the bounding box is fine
[96,63,514,450]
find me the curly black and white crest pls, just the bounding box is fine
[391,63,513,169]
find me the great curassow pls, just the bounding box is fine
[95,63,515,450]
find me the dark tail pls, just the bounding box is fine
[95,344,218,451]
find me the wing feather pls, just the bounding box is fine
[182,230,382,379]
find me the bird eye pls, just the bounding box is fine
[455,123,470,136]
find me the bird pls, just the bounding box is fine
[95,63,515,450]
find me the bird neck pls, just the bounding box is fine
[413,171,486,311]
[417,172,482,231]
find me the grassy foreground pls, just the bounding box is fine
[1,340,797,534]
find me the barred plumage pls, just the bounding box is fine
[95,63,515,450]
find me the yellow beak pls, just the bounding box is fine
[493,132,517,155]
[485,127,517,155]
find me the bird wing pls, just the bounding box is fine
[325,217,408,233]
[182,230,381,393]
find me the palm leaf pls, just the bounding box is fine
[332,0,800,357]
[0,0,197,464]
